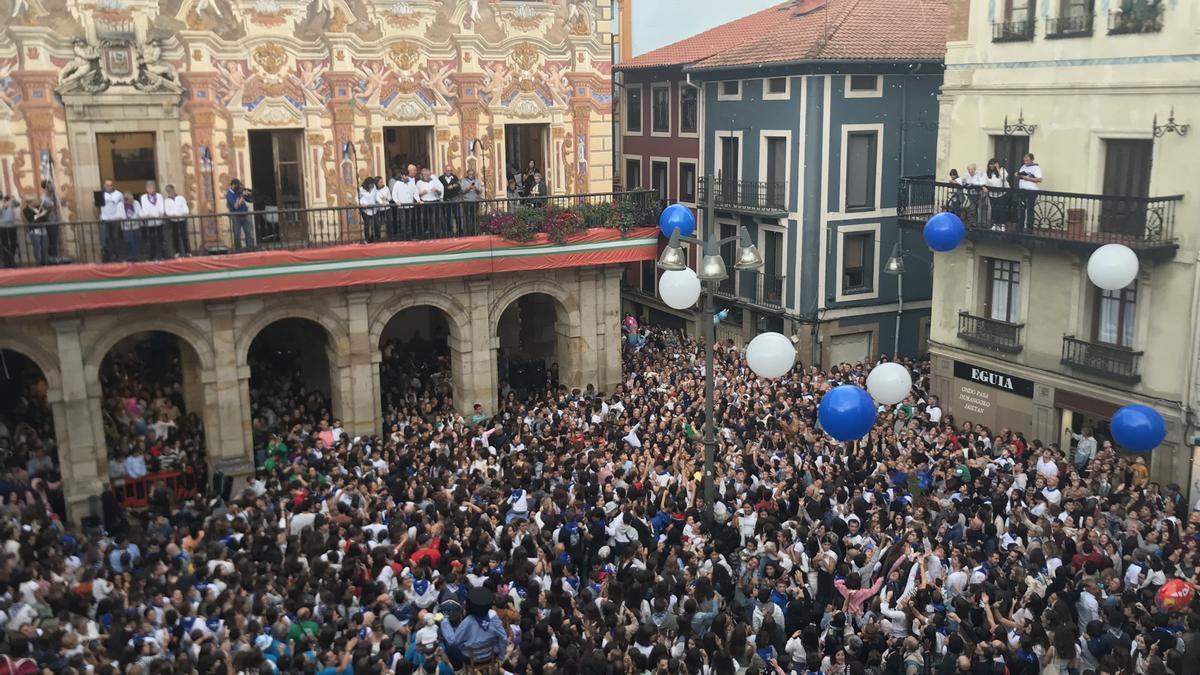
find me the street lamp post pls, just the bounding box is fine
[657,227,763,526]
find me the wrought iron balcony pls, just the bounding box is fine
[992,19,1034,42]
[1061,335,1143,384]
[1108,1,1163,34]
[699,176,788,217]
[958,312,1024,353]
[897,178,1180,263]
[711,271,786,312]
[0,190,659,269]
[1046,13,1094,38]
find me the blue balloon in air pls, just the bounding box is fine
[1110,404,1166,453]
[817,385,877,442]
[659,204,696,239]
[923,211,966,252]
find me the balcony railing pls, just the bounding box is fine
[1108,1,1163,34]
[1061,335,1143,384]
[0,190,659,269]
[711,271,786,311]
[897,178,1180,260]
[1046,13,1094,38]
[958,312,1024,353]
[757,272,785,310]
[992,19,1035,41]
[699,176,788,215]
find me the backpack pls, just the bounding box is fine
[0,655,38,675]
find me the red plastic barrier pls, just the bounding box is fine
[112,468,198,509]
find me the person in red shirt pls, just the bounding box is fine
[410,533,442,568]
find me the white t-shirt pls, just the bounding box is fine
[1017,162,1042,191]
[100,189,125,220]
[164,195,189,218]
[416,179,443,202]
[139,193,165,224]
[391,179,418,205]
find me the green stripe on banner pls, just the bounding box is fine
[0,237,659,299]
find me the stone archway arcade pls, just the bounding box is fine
[0,265,623,521]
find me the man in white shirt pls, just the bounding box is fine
[415,168,443,235]
[99,179,124,262]
[390,173,418,239]
[162,183,190,256]
[926,395,943,424]
[138,181,166,260]
[1015,153,1042,231]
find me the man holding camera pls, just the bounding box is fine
[1015,153,1042,231]
[0,193,19,268]
[225,178,254,251]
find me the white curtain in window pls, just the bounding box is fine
[1096,288,1135,346]
[989,280,1011,322]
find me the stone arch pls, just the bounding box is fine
[368,289,471,355]
[488,277,580,338]
[235,304,350,370]
[0,335,62,402]
[83,316,216,380]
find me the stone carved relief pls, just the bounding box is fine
[252,43,288,76]
[56,39,106,94]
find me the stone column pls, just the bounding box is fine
[458,280,498,414]
[206,302,253,480]
[576,268,605,390]
[51,318,107,522]
[598,266,623,392]
[342,290,382,436]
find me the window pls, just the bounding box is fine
[1101,139,1153,236]
[841,232,874,294]
[679,85,698,134]
[625,86,642,134]
[995,0,1036,40]
[764,77,789,100]
[651,160,669,201]
[718,135,739,181]
[678,161,697,203]
[719,80,741,100]
[847,75,881,97]
[719,222,738,294]
[651,85,670,134]
[761,229,784,305]
[984,258,1021,323]
[992,134,1030,189]
[844,131,878,211]
[1094,282,1136,347]
[640,259,655,294]
[765,136,787,209]
[624,158,641,189]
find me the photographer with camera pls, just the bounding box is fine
[0,192,19,268]
[225,178,254,251]
[1015,152,1042,231]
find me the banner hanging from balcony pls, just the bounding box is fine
[0,228,658,318]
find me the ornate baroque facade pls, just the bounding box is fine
[0,0,615,220]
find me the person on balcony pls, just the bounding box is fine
[30,181,59,266]
[163,183,190,257]
[962,163,987,226]
[138,180,166,260]
[461,167,484,233]
[0,193,18,268]
[99,179,124,262]
[390,171,418,240]
[416,167,444,235]
[358,176,380,243]
[439,163,463,234]
[225,178,254,251]
[983,158,1010,230]
[1015,152,1043,231]
[118,191,143,261]
[374,176,392,240]
[525,171,548,208]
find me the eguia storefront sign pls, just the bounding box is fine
[951,361,1035,425]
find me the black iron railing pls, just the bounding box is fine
[757,272,785,310]
[993,19,1035,41]
[958,312,1024,353]
[1046,13,1094,37]
[1061,335,1143,384]
[699,176,788,213]
[0,190,659,269]
[711,271,785,311]
[1109,1,1163,34]
[715,276,736,297]
[897,178,1180,249]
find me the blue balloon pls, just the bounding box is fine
[1110,404,1166,453]
[923,211,966,252]
[817,385,877,442]
[659,204,696,239]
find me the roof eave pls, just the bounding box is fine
[613,62,691,74]
[684,57,945,74]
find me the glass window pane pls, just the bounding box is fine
[680,86,697,133]
[845,132,877,210]
[627,89,641,132]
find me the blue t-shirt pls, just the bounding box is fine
[316,665,352,675]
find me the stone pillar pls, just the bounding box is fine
[459,280,498,414]
[51,318,107,522]
[598,266,623,392]
[206,303,253,480]
[342,290,381,436]
[576,268,604,390]
[179,343,205,417]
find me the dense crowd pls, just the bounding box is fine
[0,324,1197,675]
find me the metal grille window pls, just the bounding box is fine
[984,258,1021,323]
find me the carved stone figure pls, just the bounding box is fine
[58,39,107,94]
[134,40,181,92]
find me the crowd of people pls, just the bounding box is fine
[0,323,1197,675]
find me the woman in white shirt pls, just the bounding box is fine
[373,176,391,241]
[358,177,379,243]
[138,181,166,259]
[983,157,1010,230]
[162,184,190,256]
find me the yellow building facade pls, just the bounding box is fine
[915,1,1200,488]
[0,0,615,222]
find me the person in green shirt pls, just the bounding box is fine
[286,607,319,642]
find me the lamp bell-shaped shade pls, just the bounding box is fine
[734,227,763,270]
[884,243,905,275]
[656,230,687,271]
[698,252,728,281]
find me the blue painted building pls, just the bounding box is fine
[683,0,946,366]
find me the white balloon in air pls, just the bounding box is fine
[1087,244,1138,291]
[745,332,796,379]
[658,268,702,310]
[866,362,914,405]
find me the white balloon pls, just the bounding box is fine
[865,362,913,406]
[745,332,796,379]
[1087,244,1139,291]
[658,268,701,310]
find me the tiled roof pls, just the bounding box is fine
[614,1,798,72]
[688,0,947,71]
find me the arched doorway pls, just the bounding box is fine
[247,318,335,441]
[99,331,208,499]
[0,348,57,478]
[496,293,564,397]
[379,306,454,418]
